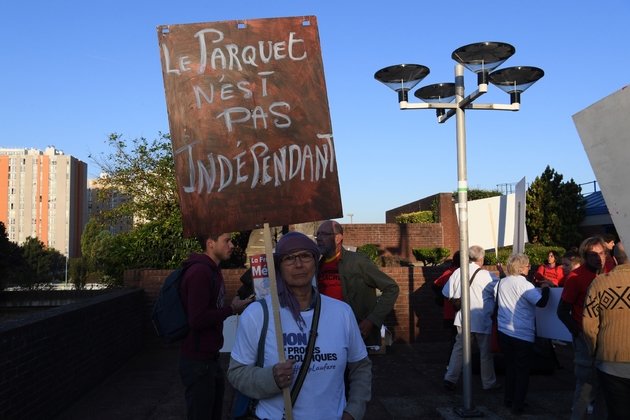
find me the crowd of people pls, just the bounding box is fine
[173,225,628,420]
[437,233,629,419]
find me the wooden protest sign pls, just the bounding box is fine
[157,16,342,237]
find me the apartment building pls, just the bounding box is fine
[87,176,132,235]
[0,147,88,259]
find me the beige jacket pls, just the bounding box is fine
[583,263,630,362]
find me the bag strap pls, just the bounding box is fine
[290,293,321,406]
[469,267,482,285]
[256,299,269,367]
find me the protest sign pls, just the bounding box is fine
[157,16,342,236]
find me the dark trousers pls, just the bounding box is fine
[598,368,630,420]
[498,331,534,410]
[179,354,224,420]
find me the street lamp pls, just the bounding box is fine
[375,41,543,417]
[347,213,354,224]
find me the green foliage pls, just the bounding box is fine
[0,223,62,290]
[90,133,180,226]
[69,257,89,290]
[412,247,451,266]
[80,218,113,282]
[86,133,252,283]
[526,166,586,249]
[523,244,566,266]
[452,188,503,202]
[20,237,54,287]
[225,231,252,269]
[430,197,439,222]
[482,248,513,266]
[99,218,201,286]
[357,244,380,265]
[396,211,436,224]
[482,244,566,266]
[381,255,412,267]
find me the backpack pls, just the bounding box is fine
[151,262,214,343]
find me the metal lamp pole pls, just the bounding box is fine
[453,63,474,412]
[375,42,544,417]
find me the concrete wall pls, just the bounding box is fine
[0,289,144,420]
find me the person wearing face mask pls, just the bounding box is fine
[558,237,612,420]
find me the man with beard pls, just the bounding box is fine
[315,220,399,347]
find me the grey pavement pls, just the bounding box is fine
[55,340,583,420]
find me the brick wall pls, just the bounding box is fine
[341,223,445,260]
[124,266,468,345]
[382,192,460,259]
[0,289,144,420]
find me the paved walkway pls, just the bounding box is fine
[55,340,583,419]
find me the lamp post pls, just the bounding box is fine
[375,42,543,417]
[347,213,354,224]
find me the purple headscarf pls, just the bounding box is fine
[274,232,320,331]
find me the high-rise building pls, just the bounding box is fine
[87,176,132,235]
[0,146,88,259]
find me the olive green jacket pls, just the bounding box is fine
[323,247,400,346]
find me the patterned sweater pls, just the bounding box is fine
[583,263,630,362]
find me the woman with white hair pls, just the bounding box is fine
[495,253,550,415]
[228,232,372,420]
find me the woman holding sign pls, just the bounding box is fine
[228,232,371,420]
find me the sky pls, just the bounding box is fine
[2,0,629,224]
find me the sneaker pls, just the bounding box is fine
[443,380,456,391]
[484,382,502,390]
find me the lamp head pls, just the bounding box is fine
[375,64,430,102]
[414,83,456,103]
[452,42,516,84]
[488,66,544,104]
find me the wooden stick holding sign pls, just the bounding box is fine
[263,223,293,420]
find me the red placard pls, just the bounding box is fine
[157,16,342,237]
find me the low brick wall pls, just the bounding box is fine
[0,289,144,420]
[124,266,470,345]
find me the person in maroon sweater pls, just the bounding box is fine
[178,233,252,420]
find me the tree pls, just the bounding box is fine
[0,222,34,290]
[20,237,54,288]
[526,166,586,249]
[88,133,210,285]
[69,257,89,290]
[90,132,180,225]
[89,133,251,285]
[80,218,114,281]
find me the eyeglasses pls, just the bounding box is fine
[280,252,315,265]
